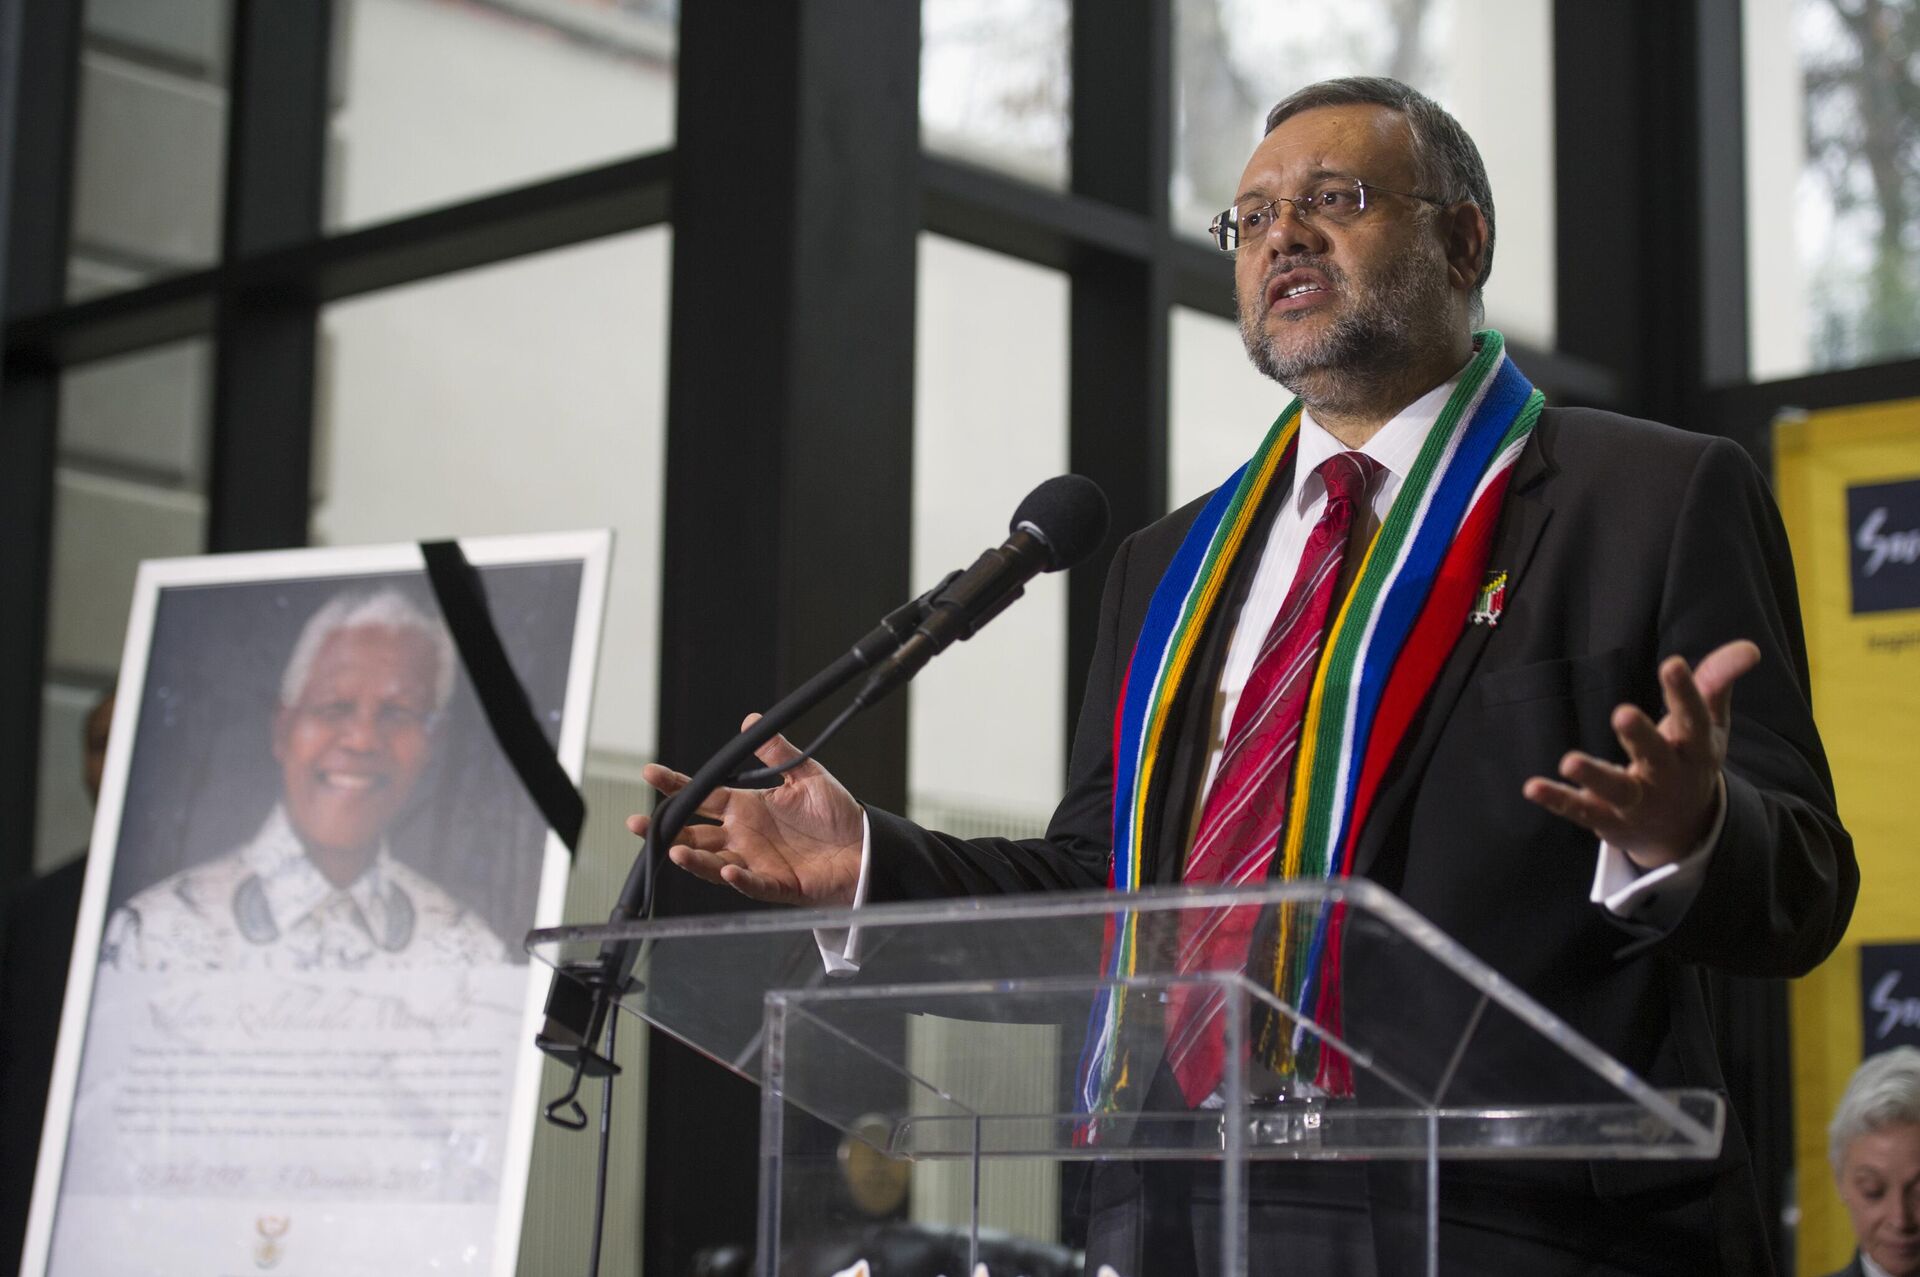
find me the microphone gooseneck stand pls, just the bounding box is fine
[534,586,941,1083]
[531,473,1108,1276]
[533,589,937,1277]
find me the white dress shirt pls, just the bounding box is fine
[1187,378,1444,824]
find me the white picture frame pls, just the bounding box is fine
[19,531,610,1277]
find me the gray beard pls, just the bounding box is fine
[1239,248,1452,413]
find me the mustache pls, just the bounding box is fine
[1238,256,1347,313]
[1265,256,1344,291]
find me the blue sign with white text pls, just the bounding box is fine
[1848,477,1920,614]
[1861,943,1920,1056]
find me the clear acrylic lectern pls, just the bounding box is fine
[528,879,1722,1277]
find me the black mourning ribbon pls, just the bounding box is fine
[420,540,585,855]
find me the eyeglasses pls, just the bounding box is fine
[1207,178,1448,252]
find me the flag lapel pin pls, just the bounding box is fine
[1469,569,1508,627]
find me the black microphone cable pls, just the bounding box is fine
[585,1008,618,1277]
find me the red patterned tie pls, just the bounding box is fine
[1164,449,1382,1105]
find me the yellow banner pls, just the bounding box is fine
[1776,397,1920,1275]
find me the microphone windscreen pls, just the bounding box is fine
[1011,474,1110,570]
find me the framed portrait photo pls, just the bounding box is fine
[19,531,609,1277]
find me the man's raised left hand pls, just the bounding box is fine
[1522,639,1761,869]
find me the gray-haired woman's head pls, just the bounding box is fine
[1832,1048,1920,1173]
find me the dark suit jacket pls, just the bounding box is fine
[0,857,87,1275]
[1818,1257,1866,1277]
[865,407,1855,1274]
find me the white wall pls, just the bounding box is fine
[1169,306,1296,510]
[328,0,675,229]
[1444,0,1556,348]
[1744,0,1814,381]
[910,235,1070,820]
[37,337,212,872]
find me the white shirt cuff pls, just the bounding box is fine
[1590,773,1726,929]
[812,811,873,973]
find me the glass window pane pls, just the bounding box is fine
[1745,0,1920,378]
[315,229,666,1273]
[910,235,1069,835]
[38,339,213,872]
[1172,0,1556,348]
[68,0,232,301]
[921,0,1070,190]
[1168,305,1295,511]
[328,0,677,231]
[315,228,668,766]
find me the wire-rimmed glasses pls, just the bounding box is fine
[1207,178,1448,251]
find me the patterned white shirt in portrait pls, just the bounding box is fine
[101,806,507,972]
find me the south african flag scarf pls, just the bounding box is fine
[1076,331,1543,1121]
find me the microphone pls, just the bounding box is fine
[853,474,1109,710]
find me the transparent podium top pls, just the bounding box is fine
[528,879,1722,1163]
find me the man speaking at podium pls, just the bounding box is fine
[634,78,1854,1274]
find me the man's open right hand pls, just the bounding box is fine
[626,714,865,908]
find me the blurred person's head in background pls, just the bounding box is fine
[1830,1046,1920,1277]
[82,690,114,805]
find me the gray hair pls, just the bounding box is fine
[1829,1046,1920,1173]
[280,588,457,714]
[1265,76,1495,325]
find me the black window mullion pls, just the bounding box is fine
[1555,0,1658,411]
[4,153,674,372]
[1696,0,1749,389]
[205,0,331,553]
[0,0,84,889]
[647,4,921,1272]
[1556,0,1730,426]
[1067,0,1171,740]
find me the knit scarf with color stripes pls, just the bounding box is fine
[1076,330,1543,1124]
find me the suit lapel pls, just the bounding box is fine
[1141,450,1297,884]
[1349,418,1558,881]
